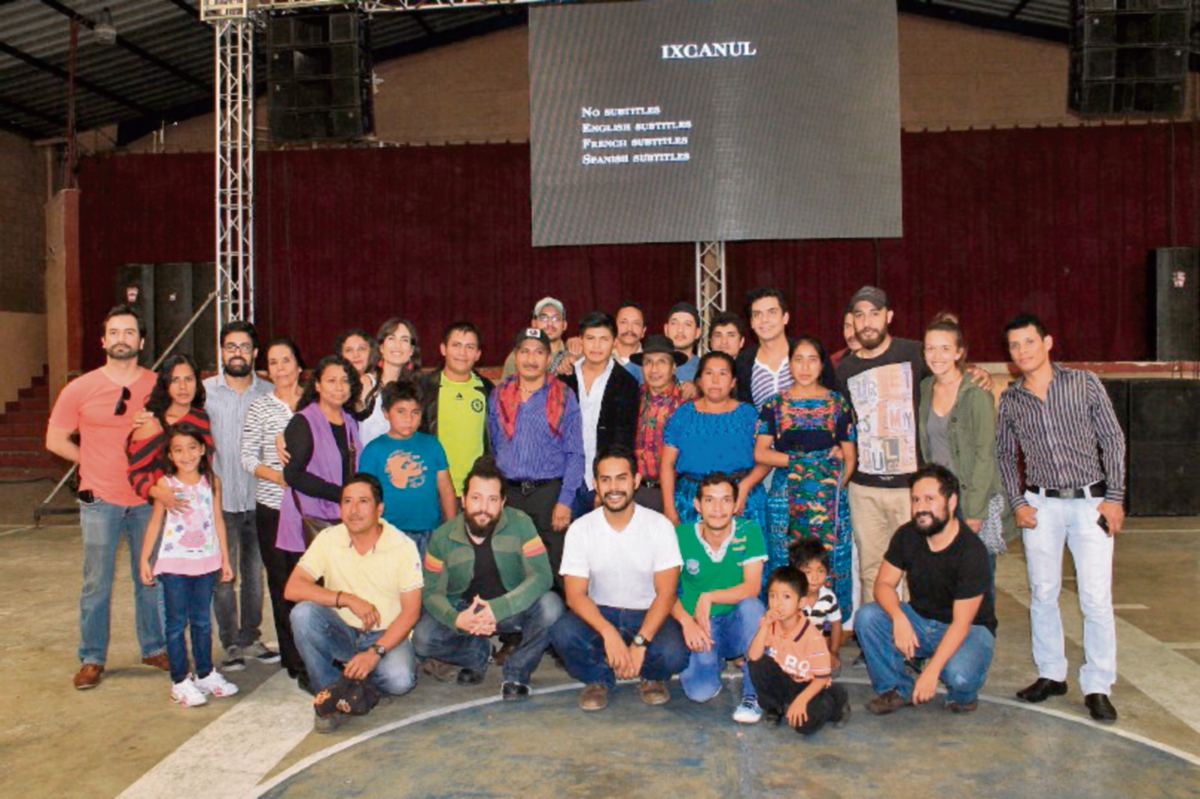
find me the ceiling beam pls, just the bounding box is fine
[897,0,1068,45]
[0,93,66,128]
[1008,0,1035,19]
[36,0,212,91]
[161,0,202,19]
[0,38,156,115]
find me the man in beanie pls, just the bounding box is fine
[664,302,704,383]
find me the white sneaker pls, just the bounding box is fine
[171,677,207,707]
[194,670,239,698]
[732,697,763,724]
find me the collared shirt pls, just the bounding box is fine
[487,382,585,507]
[298,521,423,630]
[615,348,644,384]
[635,381,685,479]
[202,373,273,512]
[676,354,699,383]
[996,363,1126,508]
[575,359,614,490]
[750,358,793,411]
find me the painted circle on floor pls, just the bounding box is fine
[258,682,1200,799]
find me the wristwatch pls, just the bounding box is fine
[370,644,386,657]
[632,634,650,648]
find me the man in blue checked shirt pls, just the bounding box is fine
[488,327,585,589]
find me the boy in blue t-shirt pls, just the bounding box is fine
[359,381,457,558]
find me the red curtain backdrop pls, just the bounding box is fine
[78,123,1199,371]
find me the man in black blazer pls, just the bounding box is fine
[560,311,641,518]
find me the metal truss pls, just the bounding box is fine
[203,0,545,20]
[695,241,726,354]
[214,16,255,328]
[200,0,551,339]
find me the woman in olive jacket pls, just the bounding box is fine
[918,314,1015,562]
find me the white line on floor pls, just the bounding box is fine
[0,525,35,538]
[1112,604,1150,610]
[996,557,1200,738]
[248,677,1200,797]
[1166,643,1200,650]
[115,671,314,799]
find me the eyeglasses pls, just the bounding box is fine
[113,386,131,416]
[536,314,563,324]
[223,342,254,354]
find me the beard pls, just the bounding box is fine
[855,326,886,349]
[465,512,499,539]
[601,490,633,513]
[224,358,252,377]
[106,343,138,361]
[913,510,950,538]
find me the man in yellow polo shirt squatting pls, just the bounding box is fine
[285,473,423,733]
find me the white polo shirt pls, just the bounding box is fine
[559,504,682,610]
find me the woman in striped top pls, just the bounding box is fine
[126,354,213,508]
[240,337,306,686]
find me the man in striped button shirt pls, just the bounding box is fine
[996,313,1125,724]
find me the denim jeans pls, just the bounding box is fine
[290,601,417,694]
[856,601,995,705]
[404,530,432,564]
[549,606,689,690]
[213,510,264,651]
[1022,491,1116,695]
[78,498,164,665]
[161,571,218,684]
[679,597,765,702]
[412,593,564,684]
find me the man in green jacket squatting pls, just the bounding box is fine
[413,456,564,700]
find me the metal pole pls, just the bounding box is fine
[695,241,726,355]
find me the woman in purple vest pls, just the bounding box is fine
[277,355,362,690]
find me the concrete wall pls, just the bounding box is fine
[0,129,48,405]
[128,15,1122,156]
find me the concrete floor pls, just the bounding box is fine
[2,479,1198,799]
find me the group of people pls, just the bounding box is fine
[46,283,1126,733]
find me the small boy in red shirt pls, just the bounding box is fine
[747,566,850,734]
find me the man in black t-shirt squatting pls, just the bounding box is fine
[854,464,996,715]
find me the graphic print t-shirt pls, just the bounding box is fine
[359,431,449,532]
[835,337,927,489]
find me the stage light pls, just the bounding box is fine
[94,7,117,45]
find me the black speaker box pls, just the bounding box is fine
[1128,379,1200,516]
[1068,0,1190,116]
[114,264,156,366]
[1100,378,1131,509]
[114,263,218,372]
[267,11,374,142]
[1149,247,1200,361]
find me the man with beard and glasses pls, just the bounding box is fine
[203,321,275,671]
[550,445,689,711]
[855,464,996,716]
[412,457,562,699]
[47,305,166,689]
[835,286,992,616]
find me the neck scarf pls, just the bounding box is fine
[496,375,565,440]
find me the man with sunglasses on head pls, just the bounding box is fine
[203,321,275,672]
[47,305,166,690]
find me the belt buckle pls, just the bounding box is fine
[521,480,535,496]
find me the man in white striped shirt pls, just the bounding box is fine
[996,313,1125,724]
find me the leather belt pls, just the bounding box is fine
[1027,482,1106,500]
[506,478,560,496]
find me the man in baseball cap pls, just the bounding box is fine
[488,325,585,588]
[502,298,572,379]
